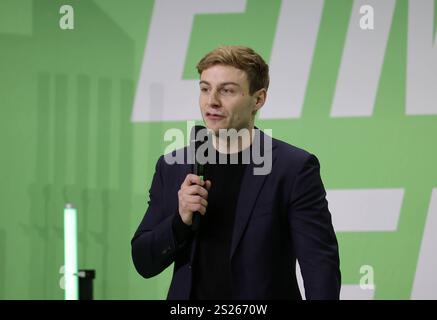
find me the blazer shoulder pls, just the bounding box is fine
[272,137,315,167]
[157,146,191,174]
[270,138,322,190]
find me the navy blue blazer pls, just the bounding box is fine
[131,130,341,300]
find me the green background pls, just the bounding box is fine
[0,0,436,299]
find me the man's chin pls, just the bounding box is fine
[205,127,220,136]
[204,123,227,135]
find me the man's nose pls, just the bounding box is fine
[207,89,220,107]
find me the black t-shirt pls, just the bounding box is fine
[172,147,248,300]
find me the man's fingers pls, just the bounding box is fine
[182,185,208,198]
[184,195,208,207]
[181,174,204,188]
[189,203,206,215]
[205,180,212,191]
[178,175,210,223]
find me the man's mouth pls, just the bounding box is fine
[206,112,225,120]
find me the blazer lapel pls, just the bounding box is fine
[230,129,276,259]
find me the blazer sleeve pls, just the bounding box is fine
[131,156,191,278]
[288,154,341,299]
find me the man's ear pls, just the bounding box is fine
[253,88,267,114]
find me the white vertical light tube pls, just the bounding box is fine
[64,203,78,300]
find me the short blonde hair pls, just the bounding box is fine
[196,45,269,94]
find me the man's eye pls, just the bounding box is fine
[200,87,209,93]
[220,88,234,95]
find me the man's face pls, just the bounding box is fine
[199,65,265,135]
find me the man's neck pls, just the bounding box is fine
[211,126,255,154]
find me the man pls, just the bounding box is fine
[131,46,341,300]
